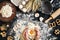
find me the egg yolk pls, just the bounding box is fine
[29,30,35,35]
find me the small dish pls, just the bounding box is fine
[0,1,16,22]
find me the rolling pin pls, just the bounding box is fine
[45,8,60,23]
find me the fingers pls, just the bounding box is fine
[35,27,40,40]
[22,28,29,40]
[22,27,40,40]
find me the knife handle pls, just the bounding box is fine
[45,16,53,23]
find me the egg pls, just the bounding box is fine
[19,4,23,9]
[22,1,26,5]
[22,8,27,12]
[28,29,36,38]
[27,22,36,39]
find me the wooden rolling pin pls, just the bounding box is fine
[45,8,60,23]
